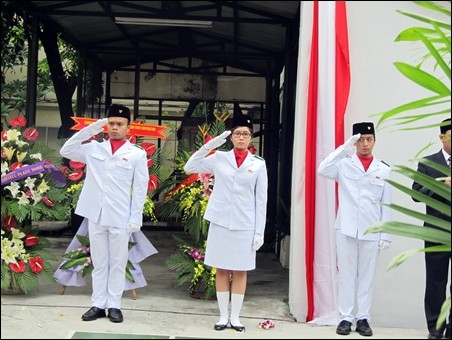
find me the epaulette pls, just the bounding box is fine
[253,155,265,161]
[380,159,390,167]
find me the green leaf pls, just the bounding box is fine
[75,234,90,247]
[386,248,421,270]
[125,267,135,283]
[393,62,450,95]
[366,221,450,245]
[437,297,451,329]
[59,257,89,270]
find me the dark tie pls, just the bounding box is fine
[448,157,451,169]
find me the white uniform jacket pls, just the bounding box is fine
[184,147,268,235]
[60,128,148,228]
[317,145,391,241]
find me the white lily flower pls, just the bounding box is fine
[24,177,37,189]
[17,192,30,205]
[1,161,10,175]
[30,153,42,161]
[5,182,21,198]
[3,147,15,160]
[37,179,50,194]
[5,129,21,142]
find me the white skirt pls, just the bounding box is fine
[204,222,256,271]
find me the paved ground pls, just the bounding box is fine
[1,228,428,339]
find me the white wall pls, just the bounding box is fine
[345,1,449,328]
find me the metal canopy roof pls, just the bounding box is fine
[18,1,300,76]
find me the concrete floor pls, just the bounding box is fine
[1,228,428,339]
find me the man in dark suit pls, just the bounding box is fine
[412,118,451,339]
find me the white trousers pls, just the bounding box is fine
[88,220,130,309]
[336,231,379,323]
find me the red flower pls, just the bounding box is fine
[9,261,26,273]
[69,160,85,170]
[2,215,17,231]
[148,175,158,191]
[165,173,199,198]
[10,117,27,128]
[29,257,44,273]
[10,162,23,170]
[204,135,213,143]
[127,135,137,144]
[41,196,55,207]
[24,234,39,246]
[248,146,257,154]
[68,169,84,181]
[59,165,69,174]
[1,130,7,141]
[140,142,156,156]
[23,127,39,141]
[147,158,154,168]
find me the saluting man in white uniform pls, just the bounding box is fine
[60,104,148,323]
[184,114,268,332]
[317,122,392,337]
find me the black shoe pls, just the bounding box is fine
[427,331,443,339]
[445,324,451,339]
[356,319,373,336]
[230,324,245,332]
[81,306,106,321]
[107,308,123,323]
[336,320,352,335]
[214,323,228,331]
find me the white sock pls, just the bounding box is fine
[216,291,229,325]
[230,293,244,327]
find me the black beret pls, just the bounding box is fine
[353,122,375,135]
[107,104,131,123]
[232,114,253,130]
[440,118,451,134]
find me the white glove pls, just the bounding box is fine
[343,133,361,154]
[127,223,141,234]
[204,131,231,151]
[85,118,108,136]
[378,239,391,250]
[253,233,264,251]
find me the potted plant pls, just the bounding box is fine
[161,115,227,300]
[1,115,68,293]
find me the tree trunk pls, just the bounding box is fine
[38,24,77,139]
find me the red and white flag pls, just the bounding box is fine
[289,1,350,324]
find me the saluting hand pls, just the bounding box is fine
[204,130,232,151]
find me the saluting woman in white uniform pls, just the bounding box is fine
[184,114,268,332]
